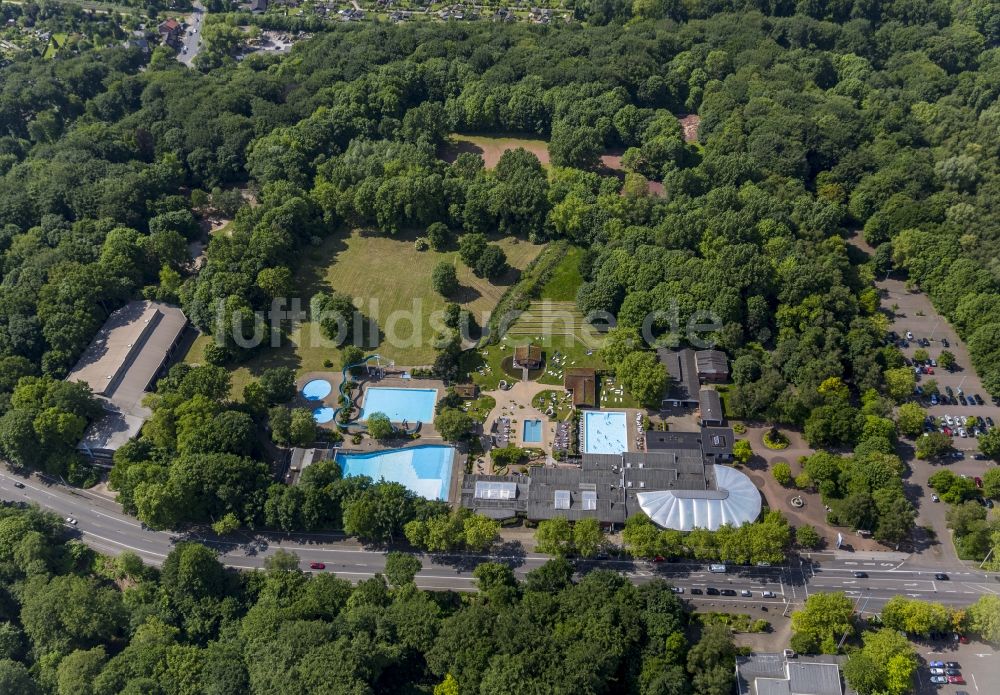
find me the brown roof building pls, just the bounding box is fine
[67,301,188,463]
[564,368,597,408]
[513,343,542,369]
[453,384,479,399]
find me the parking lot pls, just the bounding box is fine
[882,278,1000,453]
[913,636,997,694]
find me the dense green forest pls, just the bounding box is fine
[0,505,742,695]
[0,1,997,532]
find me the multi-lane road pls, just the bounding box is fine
[3,469,998,612]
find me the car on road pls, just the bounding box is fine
[740,589,752,597]
[13,482,24,488]
[931,493,940,502]
[948,676,966,684]
[705,587,719,595]
[762,591,775,598]
[853,571,867,578]
[671,586,684,594]
[690,588,703,595]
[308,562,326,570]
[65,517,77,525]
[935,573,949,580]
[930,676,947,684]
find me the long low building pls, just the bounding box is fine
[66,300,188,463]
[461,425,761,531]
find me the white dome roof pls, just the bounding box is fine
[635,465,762,531]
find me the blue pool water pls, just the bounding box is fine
[523,419,543,443]
[584,411,627,454]
[312,407,335,424]
[361,387,437,423]
[302,379,332,401]
[335,445,455,500]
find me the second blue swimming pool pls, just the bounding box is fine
[360,387,437,423]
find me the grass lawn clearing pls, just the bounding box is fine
[440,133,550,168]
[538,245,585,301]
[184,229,542,399]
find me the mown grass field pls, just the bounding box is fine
[440,134,551,168]
[185,230,543,398]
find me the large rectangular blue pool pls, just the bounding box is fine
[361,387,437,423]
[335,445,455,500]
[584,411,627,454]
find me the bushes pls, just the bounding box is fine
[772,462,793,486]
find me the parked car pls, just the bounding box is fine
[930,358,937,367]
[671,586,684,594]
[706,587,719,595]
[945,669,961,676]
[935,573,949,580]
[65,517,77,525]
[942,338,949,347]
[975,393,984,404]
[967,395,977,406]
[930,676,948,684]
[945,662,960,669]
[975,477,983,488]
[946,414,954,425]
[929,661,944,668]
[720,589,737,596]
[987,416,995,427]
[926,367,934,374]
[309,562,326,570]
[930,668,945,675]
[740,589,752,597]
[762,591,776,598]
[974,453,987,460]
[985,498,994,509]
[906,331,914,340]
[931,493,940,502]
[953,451,965,459]
[948,676,966,684]
[930,395,939,405]
[946,386,954,397]
[690,588,703,595]
[959,427,967,438]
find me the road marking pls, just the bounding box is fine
[78,530,168,558]
[91,509,142,528]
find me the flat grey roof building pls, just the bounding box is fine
[700,389,724,425]
[68,301,188,463]
[463,428,756,530]
[658,348,700,406]
[736,654,853,695]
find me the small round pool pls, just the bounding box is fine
[302,379,332,401]
[312,407,335,424]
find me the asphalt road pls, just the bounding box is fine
[178,2,205,66]
[3,470,998,611]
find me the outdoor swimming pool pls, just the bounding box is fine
[312,407,335,424]
[302,379,332,401]
[360,387,437,423]
[335,445,455,500]
[584,411,627,454]
[522,419,543,443]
